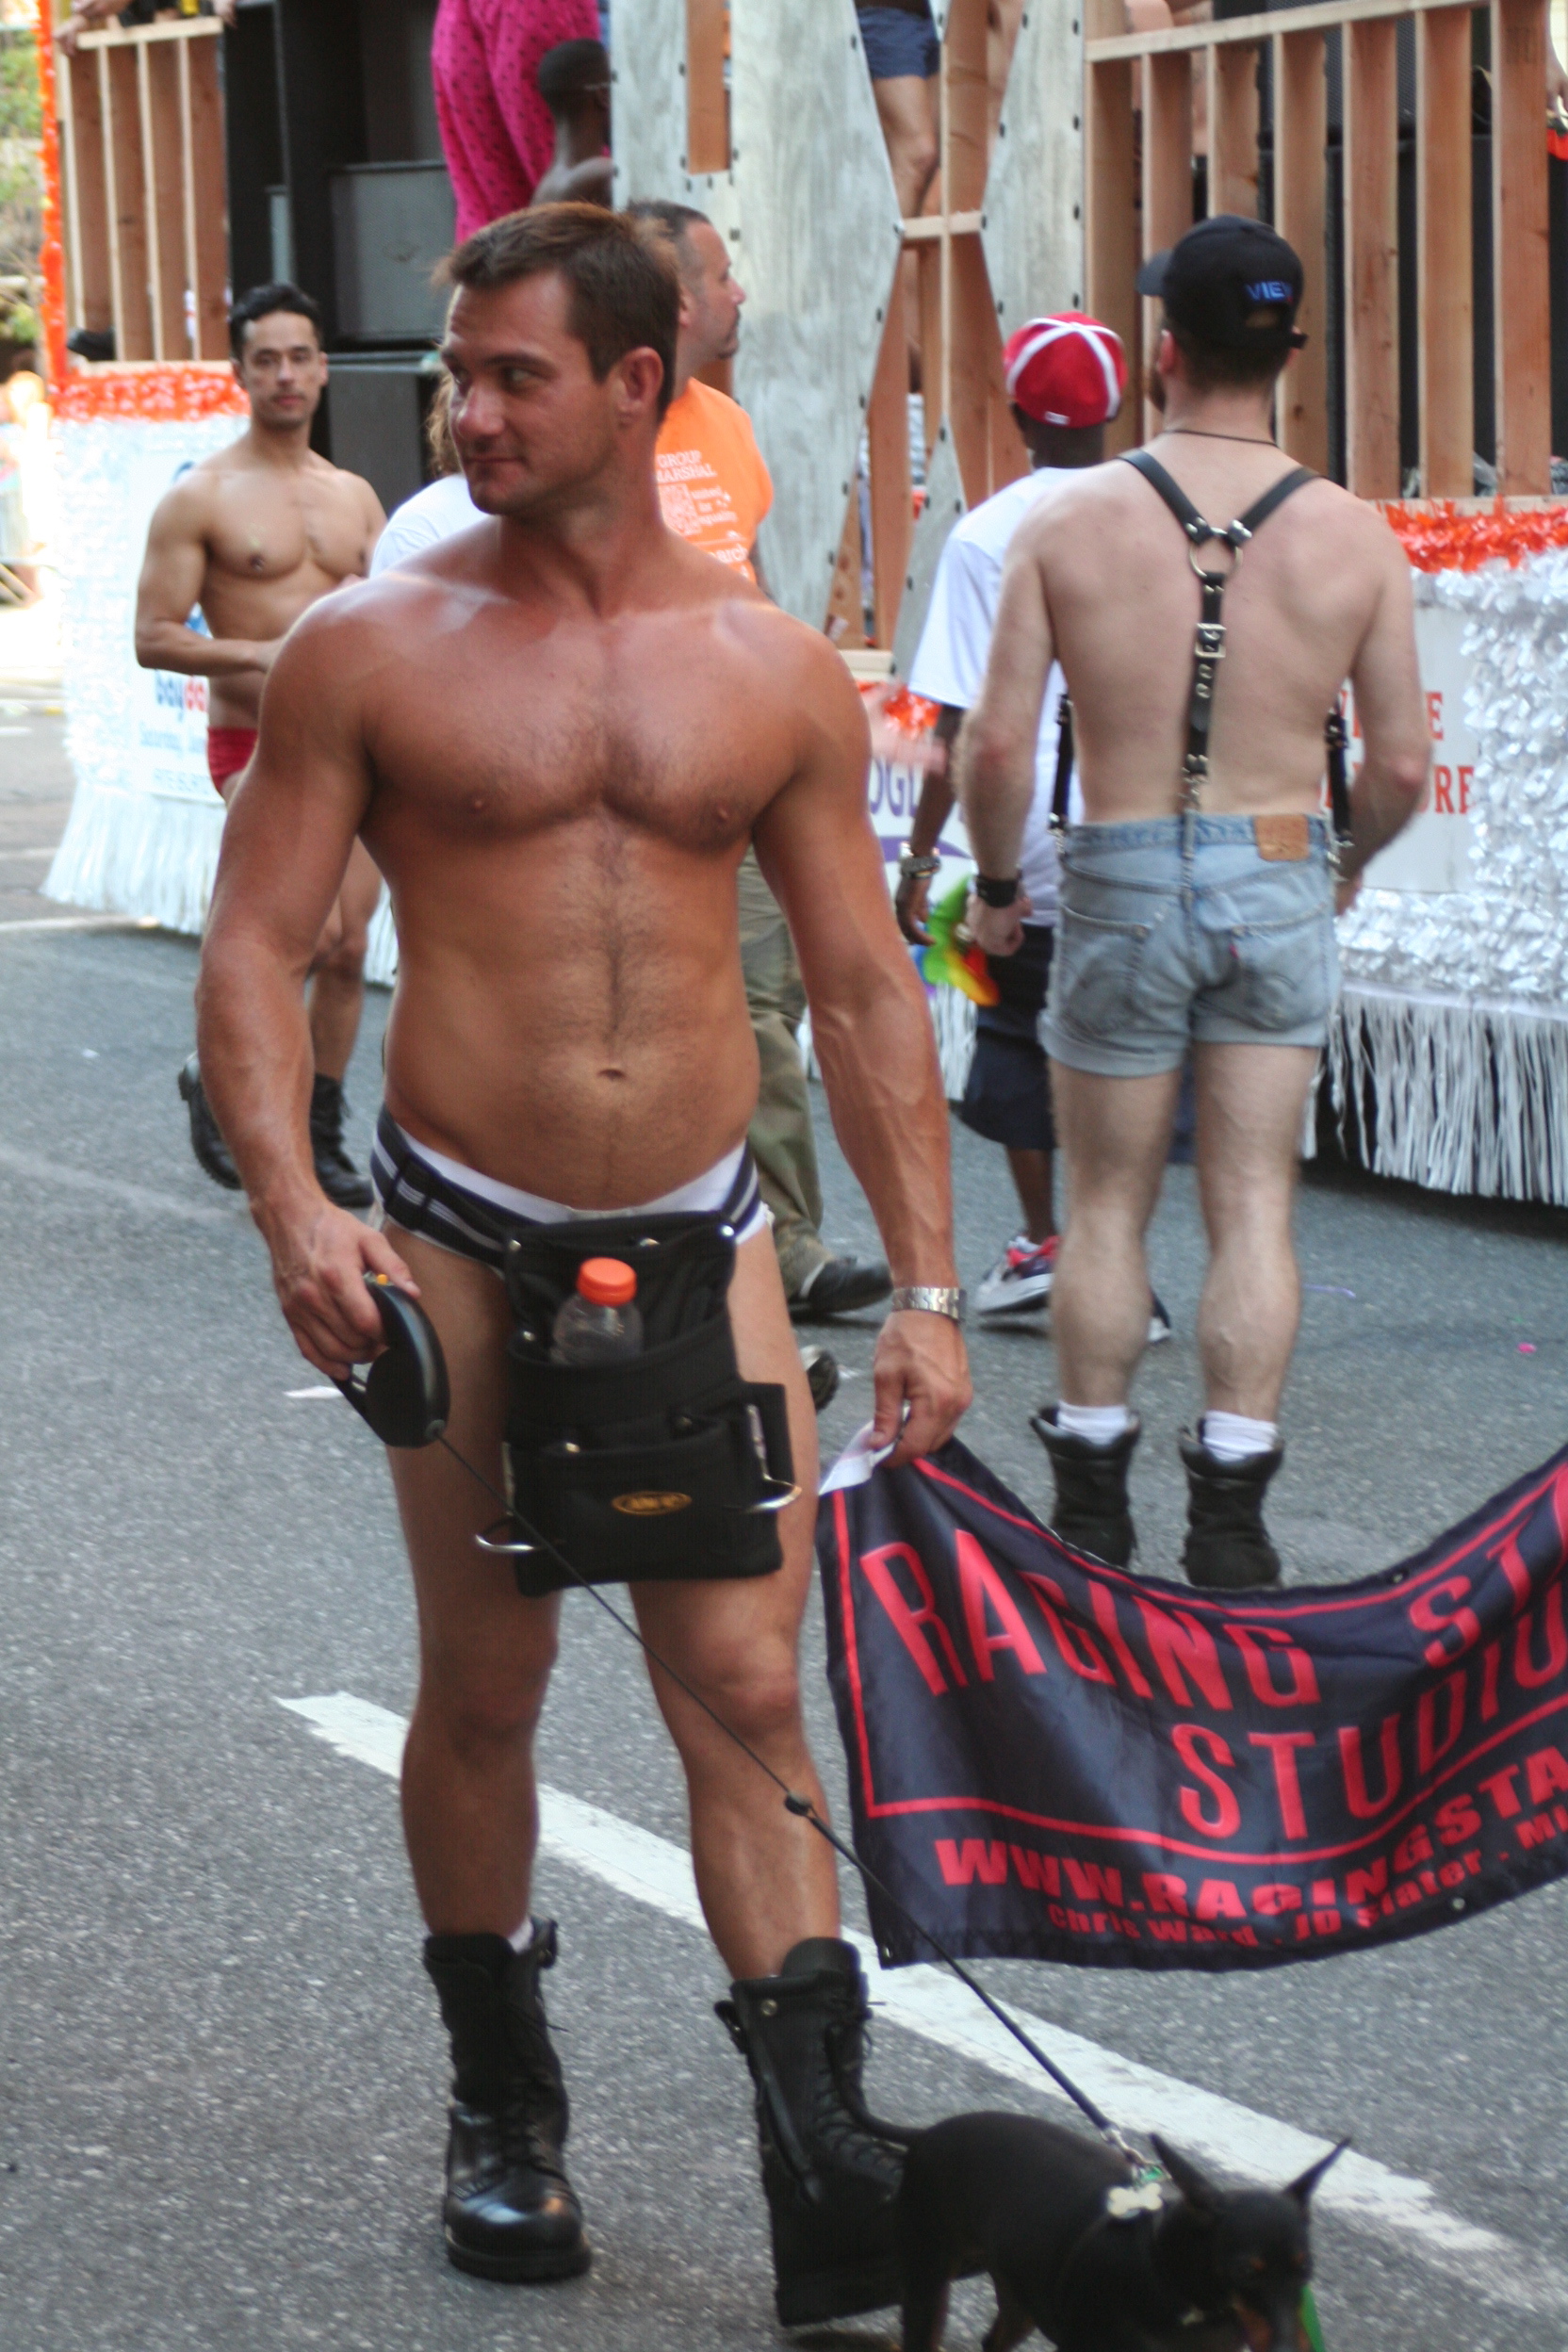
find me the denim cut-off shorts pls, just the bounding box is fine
[858,6,941,80]
[1040,814,1339,1077]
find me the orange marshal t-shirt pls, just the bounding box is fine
[655,379,773,580]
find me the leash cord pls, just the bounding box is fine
[434,1430,1133,2157]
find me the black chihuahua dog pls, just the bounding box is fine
[890,2110,1346,2352]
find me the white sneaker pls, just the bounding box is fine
[975,1234,1058,1320]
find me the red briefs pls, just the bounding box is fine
[207,726,257,795]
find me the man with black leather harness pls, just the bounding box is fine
[195,205,970,2327]
[959,217,1428,1589]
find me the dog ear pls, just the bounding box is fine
[1151,2135,1224,2217]
[1285,2137,1351,2205]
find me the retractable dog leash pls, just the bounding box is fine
[337,1275,1337,2339]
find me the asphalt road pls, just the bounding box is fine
[3,714,1567,2349]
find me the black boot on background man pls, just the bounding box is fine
[177,1053,241,1190]
[718,1936,906,2327]
[421,1922,591,2283]
[309,1072,373,1209]
[1030,1407,1141,1567]
[1179,1428,1284,1589]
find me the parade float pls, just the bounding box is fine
[32,0,1568,1198]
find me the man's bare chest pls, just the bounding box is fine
[205,474,363,588]
[367,636,790,858]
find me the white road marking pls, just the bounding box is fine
[0,1139,238,1228]
[280,1690,1568,2317]
[0,913,156,935]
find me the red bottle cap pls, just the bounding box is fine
[577,1257,636,1307]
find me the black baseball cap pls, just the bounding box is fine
[1136,215,1306,351]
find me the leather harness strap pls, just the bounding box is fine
[1050,449,1353,854]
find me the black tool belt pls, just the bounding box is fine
[382,1135,794,1595]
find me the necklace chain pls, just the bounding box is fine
[1159,428,1280,448]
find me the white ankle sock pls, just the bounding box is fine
[1201,1411,1278,1462]
[508,1917,534,1953]
[1057,1401,1133,1446]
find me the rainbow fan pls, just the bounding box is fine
[918,877,1000,1006]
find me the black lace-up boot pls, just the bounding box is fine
[177,1054,241,1190]
[1030,1407,1141,1566]
[422,1922,591,2282]
[1179,1429,1284,1589]
[309,1073,373,1209]
[717,1936,906,2326]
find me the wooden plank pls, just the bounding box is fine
[1090,0,1473,60]
[76,15,223,45]
[183,30,230,360]
[948,230,996,503]
[867,270,914,647]
[102,42,153,363]
[901,210,984,242]
[1207,41,1260,218]
[1343,18,1399,497]
[684,0,728,175]
[1273,27,1328,471]
[1141,50,1193,440]
[1492,0,1551,493]
[1416,6,1472,494]
[63,49,113,335]
[944,0,990,214]
[1087,57,1141,456]
[917,237,944,456]
[141,36,185,360]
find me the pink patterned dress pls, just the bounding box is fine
[432,0,603,240]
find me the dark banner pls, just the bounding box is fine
[817,1437,1568,1970]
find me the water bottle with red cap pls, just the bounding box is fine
[549,1257,645,1364]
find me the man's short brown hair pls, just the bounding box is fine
[443,204,679,420]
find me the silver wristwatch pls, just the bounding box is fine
[888,1285,966,1323]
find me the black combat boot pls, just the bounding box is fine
[1029,1407,1141,1567]
[717,1936,906,2327]
[1179,1428,1284,1589]
[309,1073,373,1209]
[177,1054,241,1190]
[422,1923,591,2282]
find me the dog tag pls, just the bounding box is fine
[1104,2181,1164,2221]
[1253,814,1311,861]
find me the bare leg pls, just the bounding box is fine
[633,1227,837,1979]
[1192,1042,1319,1423]
[388,1229,562,1936]
[873,73,939,216]
[1004,1145,1054,1245]
[1048,1059,1183,1405]
[308,841,382,1080]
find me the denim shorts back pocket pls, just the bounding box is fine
[1050,904,1152,1041]
[1216,904,1336,1034]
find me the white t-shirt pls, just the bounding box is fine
[908,466,1082,925]
[369,473,484,574]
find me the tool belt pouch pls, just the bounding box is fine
[499,1210,793,1596]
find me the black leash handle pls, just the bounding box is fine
[341,1277,1136,2161]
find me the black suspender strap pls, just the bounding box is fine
[1051,690,1075,832]
[1118,449,1350,851]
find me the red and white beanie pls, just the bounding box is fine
[1002,312,1127,429]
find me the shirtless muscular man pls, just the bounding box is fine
[961,218,1428,1587]
[136,282,386,1206]
[197,209,970,2327]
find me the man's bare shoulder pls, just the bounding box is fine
[710,589,866,723]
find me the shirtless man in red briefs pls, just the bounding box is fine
[135,280,385,1204]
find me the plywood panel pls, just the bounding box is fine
[982,0,1084,336]
[890,421,967,678]
[730,0,903,624]
[1492,0,1551,493]
[1273,27,1328,472]
[1343,18,1399,497]
[1416,6,1472,495]
[1207,41,1260,217]
[611,0,686,204]
[867,264,914,647]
